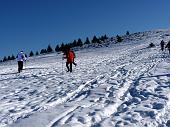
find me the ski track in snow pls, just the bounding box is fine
[0,30,170,127]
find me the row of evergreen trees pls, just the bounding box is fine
[0,55,16,62]
[1,31,129,62]
[28,35,109,57]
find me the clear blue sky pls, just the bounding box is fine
[0,0,170,59]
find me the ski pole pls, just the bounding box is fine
[25,60,26,69]
[62,56,64,74]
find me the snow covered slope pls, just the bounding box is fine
[0,29,170,127]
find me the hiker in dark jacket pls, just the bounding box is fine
[165,41,170,54]
[160,40,165,51]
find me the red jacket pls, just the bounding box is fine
[67,51,75,63]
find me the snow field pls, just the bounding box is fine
[0,29,170,127]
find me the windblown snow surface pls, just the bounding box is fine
[1,29,170,127]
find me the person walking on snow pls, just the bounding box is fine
[17,51,27,73]
[70,50,77,67]
[63,48,77,72]
[165,41,170,54]
[160,40,165,51]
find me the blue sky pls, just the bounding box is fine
[0,0,170,59]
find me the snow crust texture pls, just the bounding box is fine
[0,29,170,127]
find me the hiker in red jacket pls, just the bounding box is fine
[63,48,77,72]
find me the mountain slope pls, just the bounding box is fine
[0,29,170,127]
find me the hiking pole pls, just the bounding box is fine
[62,56,64,74]
[24,55,27,70]
[25,60,26,70]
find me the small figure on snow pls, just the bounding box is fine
[17,51,27,73]
[63,47,77,72]
[165,41,170,54]
[160,40,165,51]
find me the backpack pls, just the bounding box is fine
[66,51,75,63]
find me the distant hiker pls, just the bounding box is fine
[63,48,77,72]
[17,51,27,73]
[160,40,165,51]
[165,41,170,54]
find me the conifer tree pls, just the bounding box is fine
[104,34,108,40]
[92,36,99,43]
[29,51,34,57]
[77,38,83,47]
[8,56,11,60]
[68,42,73,48]
[36,51,39,56]
[99,34,108,42]
[11,54,15,60]
[47,44,53,53]
[85,37,90,44]
[60,43,65,51]
[100,36,104,42]
[73,40,77,47]
[44,49,47,53]
[40,49,47,54]
[64,44,70,50]
[126,31,130,35]
[116,35,123,42]
[3,56,7,62]
[55,45,60,52]
[40,49,44,54]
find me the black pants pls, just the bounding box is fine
[161,46,164,51]
[73,60,77,66]
[66,62,72,72]
[18,61,23,73]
